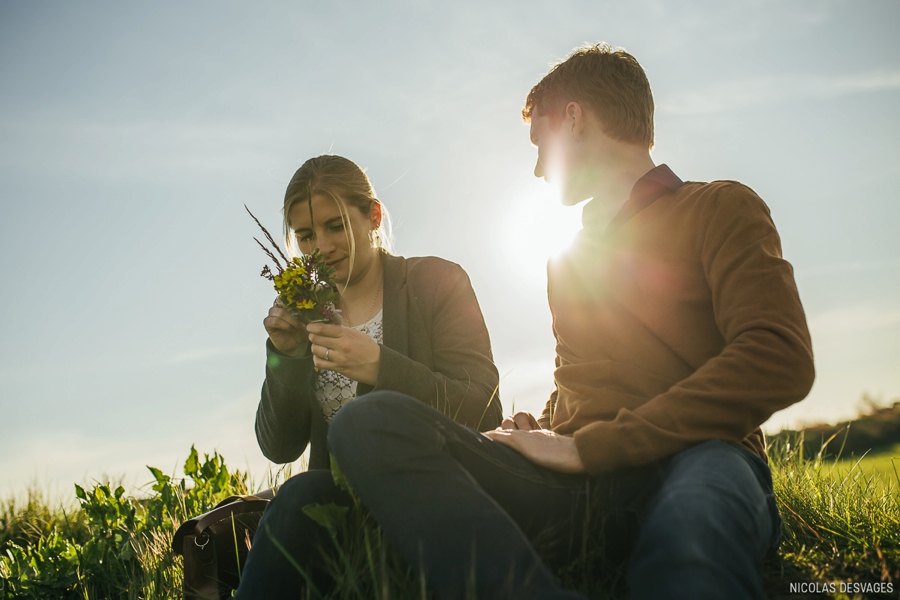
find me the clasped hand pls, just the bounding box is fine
[263,301,309,357]
[482,411,587,474]
[307,322,381,386]
[264,300,381,386]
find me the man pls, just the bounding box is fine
[328,43,814,599]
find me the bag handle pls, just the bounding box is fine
[172,495,271,554]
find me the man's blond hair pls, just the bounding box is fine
[523,43,655,149]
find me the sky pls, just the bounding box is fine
[1,0,898,496]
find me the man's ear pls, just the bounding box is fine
[371,201,383,229]
[564,102,584,137]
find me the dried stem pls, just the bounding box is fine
[245,204,290,267]
[254,237,285,275]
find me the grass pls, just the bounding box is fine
[762,438,899,599]
[2,440,898,599]
[834,442,900,488]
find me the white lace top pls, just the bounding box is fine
[315,309,384,422]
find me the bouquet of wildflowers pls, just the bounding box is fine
[246,206,342,323]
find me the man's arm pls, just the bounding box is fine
[572,183,814,473]
[537,347,561,429]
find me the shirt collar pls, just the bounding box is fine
[581,164,684,237]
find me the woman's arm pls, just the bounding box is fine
[359,262,502,431]
[254,340,317,463]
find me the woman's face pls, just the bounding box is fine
[289,193,377,285]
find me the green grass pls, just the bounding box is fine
[763,440,900,598]
[833,442,900,490]
[2,443,898,599]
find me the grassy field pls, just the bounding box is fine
[763,440,899,599]
[1,441,898,599]
[834,442,900,488]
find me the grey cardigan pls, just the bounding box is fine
[255,252,502,470]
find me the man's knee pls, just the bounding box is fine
[644,483,755,547]
[630,476,770,600]
[637,441,775,559]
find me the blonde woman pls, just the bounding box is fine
[236,155,501,596]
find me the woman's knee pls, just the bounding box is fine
[328,391,442,486]
[328,391,420,450]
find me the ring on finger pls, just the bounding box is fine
[325,348,330,361]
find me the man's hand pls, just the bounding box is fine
[483,428,587,474]
[500,411,541,431]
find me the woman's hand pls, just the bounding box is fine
[500,411,541,431]
[264,299,310,357]
[307,322,381,386]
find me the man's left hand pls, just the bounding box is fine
[482,428,587,474]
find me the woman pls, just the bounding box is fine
[236,155,502,596]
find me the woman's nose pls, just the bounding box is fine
[315,231,336,255]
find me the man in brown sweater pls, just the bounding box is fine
[328,43,814,600]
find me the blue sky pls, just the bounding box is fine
[1,0,898,494]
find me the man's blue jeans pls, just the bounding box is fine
[327,391,782,600]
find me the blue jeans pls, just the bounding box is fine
[328,392,781,600]
[235,470,354,598]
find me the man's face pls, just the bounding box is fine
[529,108,585,206]
[529,109,561,182]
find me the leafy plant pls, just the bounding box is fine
[1,446,250,599]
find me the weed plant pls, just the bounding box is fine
[1,440,898,599]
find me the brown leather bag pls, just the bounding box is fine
[172,490,274,600]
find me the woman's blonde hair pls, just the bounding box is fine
[282,155,394,280]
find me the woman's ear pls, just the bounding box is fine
[371,201,383,229]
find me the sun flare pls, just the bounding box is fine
[503,187,583,275]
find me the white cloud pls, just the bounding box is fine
[661,69,900,115]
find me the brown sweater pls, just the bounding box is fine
[541,165,815,474]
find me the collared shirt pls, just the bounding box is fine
[580,164,684,237]
[606,164,684,236]
[544,172,814,473]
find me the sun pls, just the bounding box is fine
[503,186,583,276]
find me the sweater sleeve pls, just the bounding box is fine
[573,184,815,473]
[539,346,561,429]
[358,264,502,431]
[255,339,317,463]
[538,387,557,429]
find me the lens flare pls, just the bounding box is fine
[503,187,583,276]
